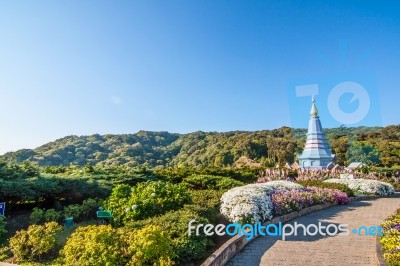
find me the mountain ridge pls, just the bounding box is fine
[1,125,398,168]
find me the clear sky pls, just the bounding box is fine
[0,0,399,154]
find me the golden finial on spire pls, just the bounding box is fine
[310,95,318,116]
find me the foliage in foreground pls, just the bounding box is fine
[126,204,215,263]
[380,208,400,266]
[9,222,62,262]
[182,174,245,190]
[0,216,7,239]
[60,224,174,266]
[105,181,192,226]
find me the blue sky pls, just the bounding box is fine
[0,1,399,154]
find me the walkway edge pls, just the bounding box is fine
[201,195,378,266]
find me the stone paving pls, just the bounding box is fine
[226,196,400,266]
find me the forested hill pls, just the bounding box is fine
[1,125,399,168]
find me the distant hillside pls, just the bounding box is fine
[1,126,399,168]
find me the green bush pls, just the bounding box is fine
[60,225,174,266]
[62,198,102,222]
[30,207,45,224]
[80,198,102,220]
[105,181,192,226]
[61,225,126,266]
[190,189,223,222]
[380,208,400,266]
[122,225,174,265]
[44,209,61,223]
[63,204,82,220]
[9,222,62,262]
[126,205,214,263]
[297,180,354,197]
[191,189,223,209]
[182,174,244,190]
[0,216,7,238]
[31,208,62,224]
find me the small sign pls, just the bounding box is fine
[97,210,112,219]
[0,202,5,216]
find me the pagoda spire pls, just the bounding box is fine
[310,96,318,117]
[298,96,335,168]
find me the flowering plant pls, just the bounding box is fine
[324,179,395,196]
[380,208,400,265]
[305,186,350,205]
[220,181,303,223]
[220,181,350,223]
[271,187,349,216]
[271,189,314,216]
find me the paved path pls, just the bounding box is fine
[227,196,400,266]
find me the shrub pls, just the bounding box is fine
[30,207,45,224]
[30,208,62,224]
[44,209,61,223]
[0,216,7,238]
[220,184,273,224]
[80,198,102,220]
[324,179,395,196]
[297,180,354,197]
[9,222,62,262]
[63,204,81,220]
[62,198,101,222]
[380,208,400,266]
[122,225,174,266]
[182,174,244,190]
[191,189,223,209]
[0,246,12,261]
[61,225,174,266]
[105,181,192,226]
[126,205,213,263]
[61,225,126,266]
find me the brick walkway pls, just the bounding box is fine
[226,196,400,266]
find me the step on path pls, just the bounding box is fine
[226,196,400,266]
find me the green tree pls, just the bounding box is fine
[331,136,348,165]
[348,143,381,165]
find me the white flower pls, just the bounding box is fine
[324,179,395,196]
[220,181,304,223]
[131,205,137,210]
[151,193,156,197]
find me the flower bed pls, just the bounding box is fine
[271,187,349,216]
[306,186,350,205]
[324,179,395,196]
[271,189,313,216]
[380,208,400,265]
[220,181,303,223]
[220,181,350,223]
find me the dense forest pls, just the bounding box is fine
[1,125,399,168]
